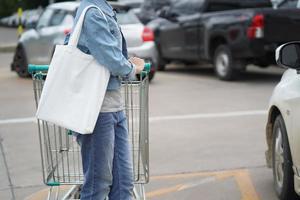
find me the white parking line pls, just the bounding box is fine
[0,117,36,125]
[149,110,268,123]
[0,110,268,125]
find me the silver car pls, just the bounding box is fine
[12,1,158,81]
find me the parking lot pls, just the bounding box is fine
[0,29,286,200]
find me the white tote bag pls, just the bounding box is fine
[36,6,110,134]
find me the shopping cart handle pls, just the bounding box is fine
[28,64,49,74]
[28,63,150,74]
[143,63,151,73]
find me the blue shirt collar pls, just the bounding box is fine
[85,0,115,17]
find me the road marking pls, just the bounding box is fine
[148,169,260,200]
[234,171,260,200]
[149,110,267,123]
[146,177,216,198]
[25,169,260,200]
[0,117,36,125]
[0,110,267,125]
[147,184,185,198]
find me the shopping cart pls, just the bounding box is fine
[28,63,151,200]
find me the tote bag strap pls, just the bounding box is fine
[69,5,108,46]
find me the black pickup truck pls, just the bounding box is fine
[148,0,300,80]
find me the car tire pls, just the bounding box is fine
[272,115,300,200]
[13,45,30,78]
[157,63,166,71]
[213,45,243,81]
[149,71,155,82]
[157,54,167,71]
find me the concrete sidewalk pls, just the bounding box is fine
[0,44,16,53]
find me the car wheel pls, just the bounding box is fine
[272,115,300,200]
[213,45,243,81]
[157,54,167,71]
[149,71,155,82]
[157,63,166,71]
[13,45,30,78]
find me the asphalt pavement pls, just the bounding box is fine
[0,46,286,199]
[0,27,18,49]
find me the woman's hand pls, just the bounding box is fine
[129,57,145,74]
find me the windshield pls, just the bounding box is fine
[171,0,205,16]
[37,8,53,28]
[117,11,140,25]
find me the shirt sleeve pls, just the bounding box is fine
[83,8,135,78]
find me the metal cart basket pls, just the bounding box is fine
[28,64,150,200]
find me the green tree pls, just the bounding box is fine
[0,0,18,17]
[0,0,73,17]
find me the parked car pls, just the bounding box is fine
[12,1,157,81]
[148,0,300,80]
[265,42,300,200]
[11,2,77,77]
[23,8,44,29]
[2,13,19,27]
[0,9,43,28]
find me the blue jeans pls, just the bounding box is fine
[76,111,134,200]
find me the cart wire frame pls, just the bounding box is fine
[29,65,149,199]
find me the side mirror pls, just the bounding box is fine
[276,42,300,72]
[157,6,178,22]
[157,6,169,18]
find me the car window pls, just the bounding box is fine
[142,0,171,11]
[278,0,298,8]
[49,9,67,26]
[61,14,74,26]
[37,8,53,28]
[205,0,271,12]
[117,11,140,25]
[170,0,205,16]
[205,3,240,12]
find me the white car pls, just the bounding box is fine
[266,42,300,200]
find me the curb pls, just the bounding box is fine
[0,45,16,53]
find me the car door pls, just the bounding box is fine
[159,16,186,60]
[25,8,54,64]
[178,13,202,60]
[159,0,203,60]
[37,9,71,64]
[288,41,300,171]
[178,0,205,60]
[284,74,300,173]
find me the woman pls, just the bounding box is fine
[67,0,145,199]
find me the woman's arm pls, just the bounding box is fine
[83,8,135,78]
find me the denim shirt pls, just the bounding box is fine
[66,0,135,91]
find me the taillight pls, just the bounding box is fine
[64,29,71,35]
[142,27,154,42]
[247,14,264,39]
